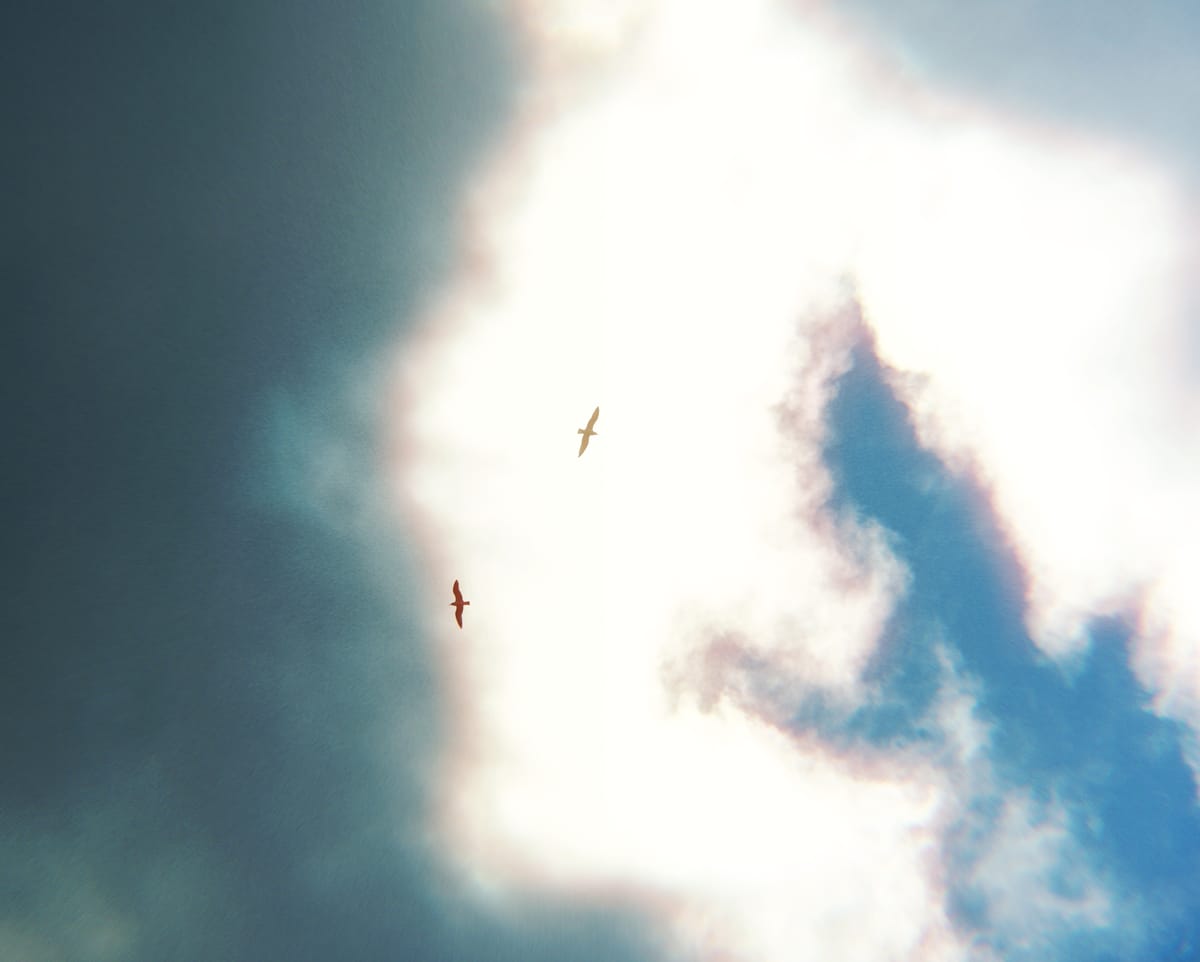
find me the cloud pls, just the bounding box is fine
[0,765,240,962]
[388,0,1194,957]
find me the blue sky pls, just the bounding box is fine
[6,1,1199,961]
[823,330,1200,961]
[809,6,1200,952]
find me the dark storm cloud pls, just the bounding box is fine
[0,763,243,961]
[2,2,662,960]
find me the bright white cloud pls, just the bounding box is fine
[388,0,1196,957]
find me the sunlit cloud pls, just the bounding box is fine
[388,0,1197,957]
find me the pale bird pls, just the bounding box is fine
[577,406,600,457]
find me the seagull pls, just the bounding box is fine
[577,406,600,457]
[450,580,470,629]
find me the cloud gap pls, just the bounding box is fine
[820,328,1200,958]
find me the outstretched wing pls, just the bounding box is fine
[455,605,464,629]
[586,406,600,431]
[452,580,463,604]
[577,432,590,457]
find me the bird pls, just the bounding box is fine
[577,406,600,457]
[450,580,470,628]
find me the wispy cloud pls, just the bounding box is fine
[922,648,1137,960]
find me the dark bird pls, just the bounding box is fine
[450,580,470,628]
[577,406,600,457]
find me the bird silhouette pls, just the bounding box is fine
[450,580,470,628]
[577,406,600,457]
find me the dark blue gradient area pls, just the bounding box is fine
[819,331,1200,961]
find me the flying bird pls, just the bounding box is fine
[577,406,600,457]
[450,580,470,629]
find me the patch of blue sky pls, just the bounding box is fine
[816,332,1200,961]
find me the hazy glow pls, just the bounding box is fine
[390,0,1196,957]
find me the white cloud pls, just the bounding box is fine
[388,0,1194,957]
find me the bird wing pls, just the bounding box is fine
[587,407,600,430]
[577,433,590,456]
[455,605,464,628]
[452,580,463,604]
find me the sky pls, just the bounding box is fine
[4,2,1199,962]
